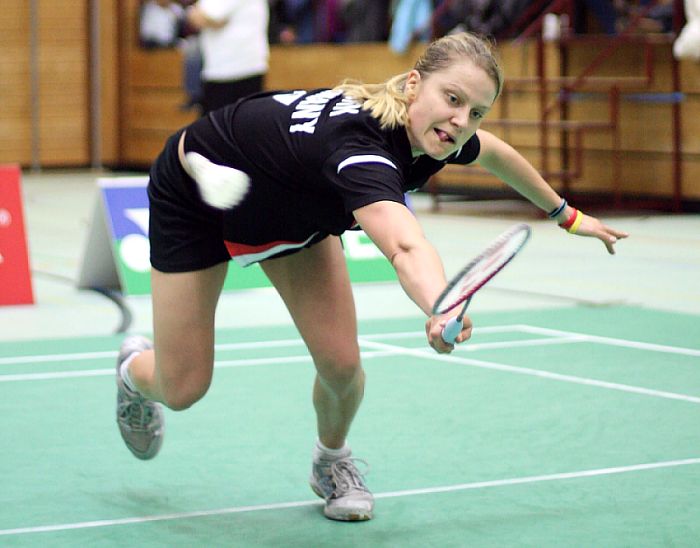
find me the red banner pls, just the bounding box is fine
[0,164,34,305]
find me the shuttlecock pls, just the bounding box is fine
[184,151,251,209]
[674,0,700,61]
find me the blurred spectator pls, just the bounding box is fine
[389,0,432,53]
[341,0,391,42]
[431,0,542,39]
[139,0,185,48]
[269,0,316,43]
[180,35,203,110]
[270,0,390,44]
[186,0,269,114]
[269,0,297,43]
[573,0,619,34]
[314,0,345,42]
[637,0,675,33]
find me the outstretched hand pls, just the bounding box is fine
[573,213,629,254]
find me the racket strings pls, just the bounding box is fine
[434,224,531,315]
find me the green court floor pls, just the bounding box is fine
[1,306,699,547]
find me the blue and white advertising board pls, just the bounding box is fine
[78,177,396,295]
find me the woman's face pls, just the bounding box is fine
[405,59,498,160]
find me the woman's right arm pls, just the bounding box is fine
[353,199,473,353]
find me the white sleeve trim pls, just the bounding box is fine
[337,155,398,174]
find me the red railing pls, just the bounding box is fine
[429,0,684,212]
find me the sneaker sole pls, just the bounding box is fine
[325,509,373,522]
[309,482,373,521]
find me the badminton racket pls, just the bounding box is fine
[432,223,531,344]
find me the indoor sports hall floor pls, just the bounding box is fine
[1,170,699,547]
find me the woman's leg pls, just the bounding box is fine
[128,262,228,410]
[260,237,363,449]
[262,236,373,520]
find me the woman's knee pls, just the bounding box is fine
[315,352,363,390]
[162,379,211,410]
[157,363,213,411]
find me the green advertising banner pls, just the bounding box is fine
[77,177,396,295]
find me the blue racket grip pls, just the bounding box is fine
[441,316,463,344]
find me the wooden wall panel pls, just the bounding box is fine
[129,50,186,88]
[0,0,31,166]
[0,0,120,168]
[682,160,700,199]
[36,0,89,167]
[267,43,423,90]
[437,147,693,200]
[127,91,198,130]
[681,60,700,92]
[681,96,700,154]
[121,132,177,165]
[0,0,91,167]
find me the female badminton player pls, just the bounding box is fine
[114,31,628,522]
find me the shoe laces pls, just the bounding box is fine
[329,458,370,499]
[118,395,155,432]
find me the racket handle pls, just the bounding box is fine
[441,316,463,344]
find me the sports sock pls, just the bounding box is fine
[119,352,141,394]
[315,439,351,461]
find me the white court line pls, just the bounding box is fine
[0,350,116,366]
[1,324,697,392]
[0,338,308,366]
[1,323,697,366]
[0,457,697,537]
[453,335,587,352]
[363,333,590,353]
[514,324,700,357]
[359,339,700,404]
[0,326,566,366]
[0,351,395,383]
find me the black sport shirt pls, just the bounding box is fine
[182,89,480,266]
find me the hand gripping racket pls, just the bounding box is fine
[432,223,532,344]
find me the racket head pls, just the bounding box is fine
[432,223,531,315]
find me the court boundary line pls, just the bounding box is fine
[0,351,393,383]
[513,324,700,357]
[0,338,588,381]
[359,339,700,404]
[2,327,698,405]
[1,457,697,537]
[1,324,697,367]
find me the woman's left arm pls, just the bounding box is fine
[476,129,629,254]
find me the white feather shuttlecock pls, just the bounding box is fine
[674,20,700,60]
[185,151,251,209]
[674,0,700,60]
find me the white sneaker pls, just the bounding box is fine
[115,336,164,460]
[310,455,374,521]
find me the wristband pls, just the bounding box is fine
[567,210,584,234]
[547,198,567,219]
[558,208,578,230]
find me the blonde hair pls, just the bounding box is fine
[335,32,503,130]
